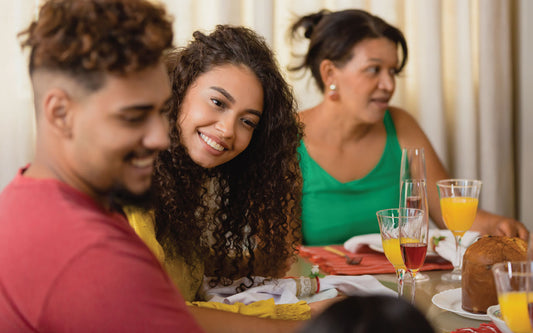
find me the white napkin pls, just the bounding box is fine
[201,275,395,305]
[343,233,383,253]
[431,230,480,265]
[319,275,396,297]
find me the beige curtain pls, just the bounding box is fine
[0,1,36,192]
[1,0,531,227]
[516,0,533,225]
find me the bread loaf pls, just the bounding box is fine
[461,235,527,314]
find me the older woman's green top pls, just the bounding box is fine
[299,110,402,245]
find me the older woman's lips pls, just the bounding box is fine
[371,98,389,108]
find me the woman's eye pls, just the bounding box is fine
[367,66,380,74]
[242,118,258,129]
[211,98,224,108]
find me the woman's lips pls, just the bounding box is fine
[199,132,226,152]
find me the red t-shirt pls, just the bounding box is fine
[0,169,203,332]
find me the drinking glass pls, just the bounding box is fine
[376,208,425,299]
[437,179,482,281]
[398,208,428,304]
[400,147,427,183]
[376,208,406,297]
[400,147,430,282]
[527,235,533,329]
[492,261,533,333]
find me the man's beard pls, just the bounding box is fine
[107,183,155,211]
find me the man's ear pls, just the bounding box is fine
[42,88,74,138]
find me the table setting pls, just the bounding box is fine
[295,147,533,333]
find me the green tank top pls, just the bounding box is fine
[299,111,402,245]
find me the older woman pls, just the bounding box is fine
[289,9,527,245]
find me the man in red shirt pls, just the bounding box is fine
[0,0,203,331]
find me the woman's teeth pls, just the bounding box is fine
[200,133,224,151]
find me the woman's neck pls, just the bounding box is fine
[302,101,375,145]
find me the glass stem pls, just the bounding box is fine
[395,268,405,297]
[454,235,462,272]
[410,271,416,304]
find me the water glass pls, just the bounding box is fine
[492,261,533,333]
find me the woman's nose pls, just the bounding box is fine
[215,114,236,139]
[378,72,395,92]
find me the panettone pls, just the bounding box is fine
[461,235,527,314]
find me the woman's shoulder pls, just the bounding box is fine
[388,106,418,126]
[387,106,428,147]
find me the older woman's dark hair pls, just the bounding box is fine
[289,9,408,92]
[300,295,435,333]
[152,25,303,290]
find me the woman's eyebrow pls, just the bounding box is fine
[210,86,235,103]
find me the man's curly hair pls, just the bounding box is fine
[18,0,173,91]
[152,25,303,289]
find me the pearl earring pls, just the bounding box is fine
[328,83,339,101]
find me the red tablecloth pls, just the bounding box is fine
[299,244,453,275]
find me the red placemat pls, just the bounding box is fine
[299,244,453,275]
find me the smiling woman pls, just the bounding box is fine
[178,64,263,169]
[124,25,307,323]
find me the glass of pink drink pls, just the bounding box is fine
[398,208,428,304]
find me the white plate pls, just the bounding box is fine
[368,242,437,256]
[487,305,512,333]
[431,288,489,321]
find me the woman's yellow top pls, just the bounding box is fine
[124,207,310,320]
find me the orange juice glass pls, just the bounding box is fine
[440,197,478,236]
[493,261,533,333]
[437,179,482,281]
[377,208,425,299]
[498,292,532,333]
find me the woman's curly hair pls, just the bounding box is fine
[18,0,173,91]
[152,25,303,289]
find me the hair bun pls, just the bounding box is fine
[301,10,329,39]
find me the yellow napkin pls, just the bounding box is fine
[187,299,310,320]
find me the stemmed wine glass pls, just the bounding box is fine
[398,208,428,304]
[437,179,482,281]
[376,208,407,297]
[377,208,425,299]
[400,147,430,282]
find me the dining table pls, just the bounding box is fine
[288,253,493,333]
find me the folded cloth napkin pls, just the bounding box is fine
[344,233,383,253]
[201,275,395,305]
[431,230,480,265]
[319,275,396,297]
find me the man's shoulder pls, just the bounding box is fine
[0,174,139,271]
